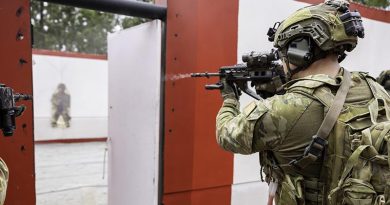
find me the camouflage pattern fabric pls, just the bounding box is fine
[216,68,383,204]
[273,1,359,52]
[216,92,314,154]
[51,91,71,127]
[0,158,8,205]
[216,69,374,154]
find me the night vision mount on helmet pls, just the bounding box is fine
[267,0,364,75]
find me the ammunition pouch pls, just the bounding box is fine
[278,174,305,205]
[277,175,326,205]
[339,178,377,205]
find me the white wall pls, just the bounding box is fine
[234,0,390,204]
[108,20,162,205]
[33,55,108,117]
[33,54,108,140]
[342,18,390,77]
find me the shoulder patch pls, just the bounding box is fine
[243,101,257,117]
[243,101,269,121]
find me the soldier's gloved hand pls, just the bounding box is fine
[220,78,238,100]
[14,105,26,117]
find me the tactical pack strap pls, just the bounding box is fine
[365,77,390,122]
[316,70,351,139]
[313,87,334,108]
[289,69,352,170]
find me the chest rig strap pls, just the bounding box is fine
[288,70,352,170]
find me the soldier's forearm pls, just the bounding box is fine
[216,98,240,125]
[216,99,255,154]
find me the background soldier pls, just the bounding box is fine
[51,83,71,128]
[377,70,390,93]
[0,159,8,205]
[0,85,31,204]
[216,0,389,204]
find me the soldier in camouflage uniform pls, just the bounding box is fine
[377,70,390,93]
[0,159,8,205]
[216,1,389,204]
[51,83,71,128]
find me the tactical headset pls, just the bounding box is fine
[281,35,350,77]
[286,37,314,69]
[276,37,326,78]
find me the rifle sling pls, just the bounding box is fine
[317,70,351,139]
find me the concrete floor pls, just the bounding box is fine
[35,142,108,205]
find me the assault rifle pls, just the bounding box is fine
[191,49,286,99]
[0,84,32,136]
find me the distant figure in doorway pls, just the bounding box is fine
[51,83,71,128]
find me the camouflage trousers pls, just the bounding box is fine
[0,158,8,205]
[51,110,71,127]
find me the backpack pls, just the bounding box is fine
[281,71,390,205]
[325,73,390,205]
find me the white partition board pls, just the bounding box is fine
[108,20,162,205]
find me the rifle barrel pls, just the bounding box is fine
[190,72,221,78]
[14,94,33,102]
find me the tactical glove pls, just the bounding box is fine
[14,105,26,117]
[220,78,239,100]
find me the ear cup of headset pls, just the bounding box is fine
[286,37,313,68]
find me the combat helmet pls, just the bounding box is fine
[268,0,364,74]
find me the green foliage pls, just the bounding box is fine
[31,1,151,54]
[352,0,390,9]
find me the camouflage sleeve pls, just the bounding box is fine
[216,93,313,154]
[252,93,314,151]
[216,98,268,154]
